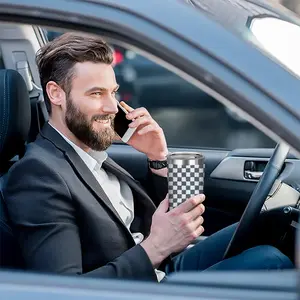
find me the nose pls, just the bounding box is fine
[102,96,118,114]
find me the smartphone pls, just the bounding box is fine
[114,101,137,143]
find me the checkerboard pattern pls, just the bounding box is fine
[168,163,205,209]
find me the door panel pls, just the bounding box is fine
[108,144,300,235]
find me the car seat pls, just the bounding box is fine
[0,69,31,269]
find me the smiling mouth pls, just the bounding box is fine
[95,119,110,124]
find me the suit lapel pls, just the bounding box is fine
[40,124,127,228]
[103,157,156,211]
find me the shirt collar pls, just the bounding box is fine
[49,123,107,171]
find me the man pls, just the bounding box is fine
[4,33,293,282]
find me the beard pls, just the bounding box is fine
[65,96,115,151]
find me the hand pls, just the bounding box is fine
[141,194,205,267]
[119,102,168,160]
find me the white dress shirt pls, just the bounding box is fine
[50,124,165,281]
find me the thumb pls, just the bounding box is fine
[156,195,169,213]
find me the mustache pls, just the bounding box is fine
[92,114,115,121]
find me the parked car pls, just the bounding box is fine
[0,0,299,299]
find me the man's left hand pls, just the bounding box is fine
[119,102,168,161]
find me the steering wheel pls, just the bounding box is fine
[223,142,290,259]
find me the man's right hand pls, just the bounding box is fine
[141,194,205,268]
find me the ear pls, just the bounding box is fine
[46,81,66,109]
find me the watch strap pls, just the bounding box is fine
[148,159,168,170]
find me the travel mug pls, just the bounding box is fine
[167,152,205,210]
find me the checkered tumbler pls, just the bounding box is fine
[167,153,205,210]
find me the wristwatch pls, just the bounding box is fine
[148,158,168,170]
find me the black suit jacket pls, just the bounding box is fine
[4,123,168,281]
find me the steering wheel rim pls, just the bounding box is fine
[223,142,290,260]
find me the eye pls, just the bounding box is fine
[112,90,118,96]
[92,92,102,96]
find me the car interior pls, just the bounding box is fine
[0,22,299,273]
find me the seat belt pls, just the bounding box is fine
[16,60,49,140]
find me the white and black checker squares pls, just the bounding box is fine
[168,163,204,209]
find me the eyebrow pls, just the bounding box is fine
[86,85,119,93]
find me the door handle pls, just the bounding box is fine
[244,170,263,180]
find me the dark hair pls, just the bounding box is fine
[36,32,114,114]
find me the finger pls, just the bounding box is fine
[172,194,205,214]
[186,204,205,221]
[137,124,162,135]
[129,115,153,128]
[120,101,134,113]
[192,225,205,239]
[126,107,150,120]
[192,215,204,229]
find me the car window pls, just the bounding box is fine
[45,30,275,149]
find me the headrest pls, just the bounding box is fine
[0,69,31,164]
